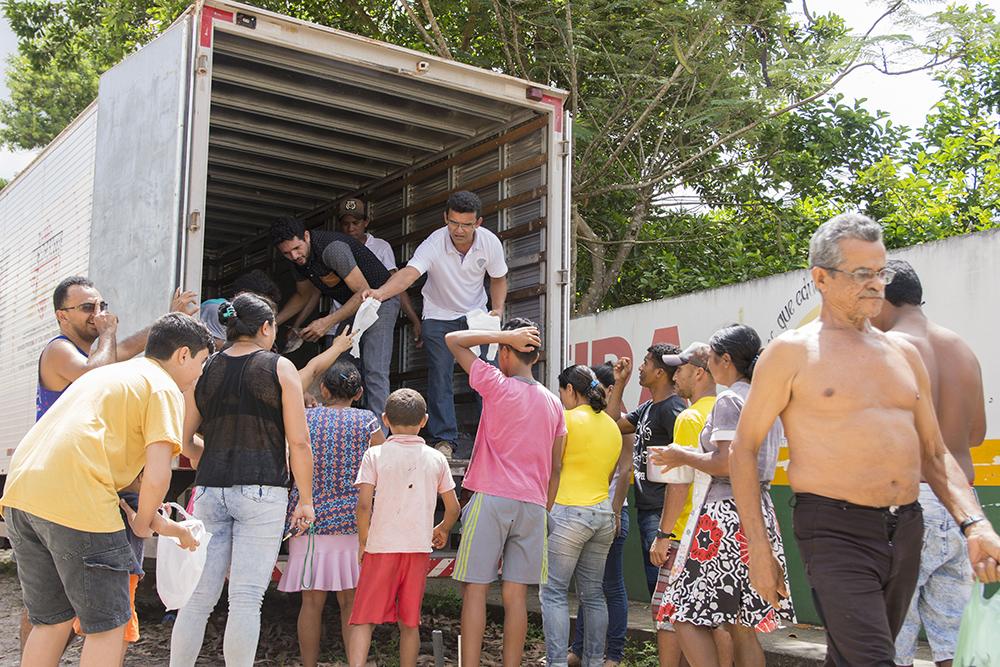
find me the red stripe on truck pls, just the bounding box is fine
[200,7,234,48]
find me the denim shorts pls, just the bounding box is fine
[6,508,133,633]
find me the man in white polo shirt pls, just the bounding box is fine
[366,191,508,457]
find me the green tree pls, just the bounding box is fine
[1,0,996,312]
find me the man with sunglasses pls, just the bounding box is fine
[23,276,195,654]
[365,190,508,459]
[36,277,197,420]
[729,213,1000,666]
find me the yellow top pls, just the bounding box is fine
[1,358,183,533]
[555,405,622,507]
[670,396,717,538]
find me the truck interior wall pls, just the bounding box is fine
[197,28,552,448]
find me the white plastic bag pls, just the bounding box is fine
[351,297,382,357]
[465,309,501,360]
[156,502,212,611]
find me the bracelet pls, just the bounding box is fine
[959,515,986,536]
[655,530,676,540]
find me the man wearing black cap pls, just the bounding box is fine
[336,198,422,348]
[270,213,399,429]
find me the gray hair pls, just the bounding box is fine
[808,213,883,268]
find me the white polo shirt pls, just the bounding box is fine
[407,226,508,321]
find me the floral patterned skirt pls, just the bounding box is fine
[658,494,795,631]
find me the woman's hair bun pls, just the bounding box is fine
[217,300,238,326]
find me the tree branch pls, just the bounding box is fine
[400,1,448,59]
[419,0,453,59]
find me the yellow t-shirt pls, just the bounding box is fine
[670,395,716,538]
[555,405,622,506]
[1,358,183,533]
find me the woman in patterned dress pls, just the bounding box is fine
[651,324,793,667]
[278,360,385,666]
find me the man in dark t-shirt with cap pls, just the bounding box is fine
[271,214,399,429]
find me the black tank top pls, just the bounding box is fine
[194,350,288,488]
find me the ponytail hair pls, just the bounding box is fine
[217,293,275,342]
[558,364,607,413]
[708,323,763,381]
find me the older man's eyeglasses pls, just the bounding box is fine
[446,218,478,232]
[822,267,896,285]
[58,301,109,314]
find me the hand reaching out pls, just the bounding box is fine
[171,287,199,315]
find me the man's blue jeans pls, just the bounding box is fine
[571,509,630,662]
[424,316,488,445]
[637,508,662,596]
[540,501,617,667]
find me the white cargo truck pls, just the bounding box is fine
[0,0,572,480]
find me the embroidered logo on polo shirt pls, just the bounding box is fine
[477,257,487,269]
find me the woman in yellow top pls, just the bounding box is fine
[541,364,623,667]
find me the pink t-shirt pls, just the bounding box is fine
[462,359,567,506]
[355,434,455,553]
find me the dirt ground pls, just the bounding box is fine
[0,550,548,667]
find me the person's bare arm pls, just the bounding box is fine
[433,490,461,549]
[729,338,799,607]
[45,325,116,387]
[650,484,690,567]
[899,341,1000,583]
[128,442,175,538]
[181,389,204,469]
[399,290,423,348]
[277,357,315,533]
[276,280,317,327]
[606,358,634,433]
[547,435,566,511]
[117,288,199,359]
[301,268,371,341]
[610,434,634,514]
[298,326,354,389]
[364,266,421,302]
[356,483,375,563]
[445,327,541,375]
[970,357,987,447]
[488,276,507,317]
[293,288,322,330]
[651,441,734,476]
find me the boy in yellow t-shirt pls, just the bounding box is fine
[1,313,213,667]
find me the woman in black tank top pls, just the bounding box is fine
[170,293,315,666]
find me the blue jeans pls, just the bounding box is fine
[422,316,486,445]
[540,501,617,667]
[636,508,662,596]
[571,509,630,662]
[357,296,399,434]
[170,485,287,667]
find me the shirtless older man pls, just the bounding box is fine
[729,213,1000,667]
[870,259,985,667]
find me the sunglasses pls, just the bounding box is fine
[58,301,109,314]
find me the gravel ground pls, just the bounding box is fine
[0,550,548,666]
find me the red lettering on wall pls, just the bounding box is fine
[573,341,589,366]
[591,336,633,367]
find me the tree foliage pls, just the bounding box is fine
[1,0,998,312]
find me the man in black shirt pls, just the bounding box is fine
[270,215,399,430]
[607,343,686,595]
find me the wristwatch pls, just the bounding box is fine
[655,530,676,540]
[959,514,986,536]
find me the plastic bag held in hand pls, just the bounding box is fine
[350,297,382,356]
[465,309,501,360]
[954,583,1000,666]
[156,502,212,611]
